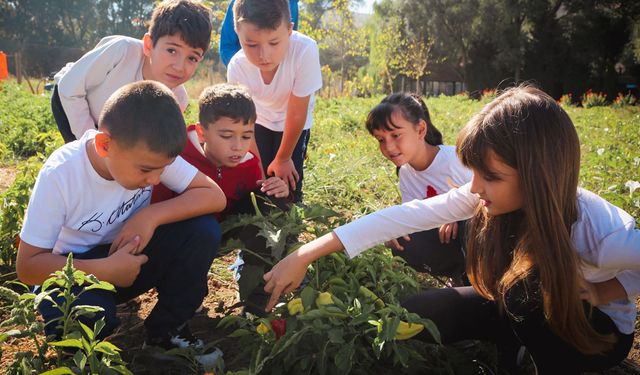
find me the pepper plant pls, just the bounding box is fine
[1,254,132,374]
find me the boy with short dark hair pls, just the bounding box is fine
[17,81,226,366]
[152,83,290,314]
[219,0,299,66]
[152,83,289,211]
[227,0,322,202]
[52,0,212,143]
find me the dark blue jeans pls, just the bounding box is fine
[254,124,310,203]
[38,215,221,340]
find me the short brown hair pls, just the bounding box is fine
[199,84,256,128]
[99,81,187,157]
[149,0,212,52]
[233,0,291,30]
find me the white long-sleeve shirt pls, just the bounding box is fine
[56,35,188,139]
[334,183,640,334]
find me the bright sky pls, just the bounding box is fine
[353,0,376,14]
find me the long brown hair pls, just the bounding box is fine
[456,86,615,354]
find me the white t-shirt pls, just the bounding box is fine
[399,145,472,202]
[227,31,323,132]
[20,130,197,255]
[334,184,640,334]
[57,35,189,139]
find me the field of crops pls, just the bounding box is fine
[0,82,638,374]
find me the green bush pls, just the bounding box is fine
[0,83,62,159]
[0,156,43,267]
[581,90,607,108]
[612,92,637,108]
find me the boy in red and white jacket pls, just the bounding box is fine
[152,84,289,217]
[152,83,290,314]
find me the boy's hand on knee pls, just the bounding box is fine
[267,158,299,192]
[107,236,148,287]
[109,208,156,255]
[258,177,290,198]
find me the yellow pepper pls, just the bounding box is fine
[394,321,424,340]
[315,292,333,307]
[358,286,385,308]
[287,298,304,315]
[256,322,270,336]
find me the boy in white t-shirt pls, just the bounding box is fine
[52,0,212,143]
[227,0,322,202]
[17,81,226,365]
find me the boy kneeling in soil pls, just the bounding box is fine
[17,81,226,366]
[152,83,291,315]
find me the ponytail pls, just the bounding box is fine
[365,92,443,146]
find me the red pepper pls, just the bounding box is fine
[271,319,286,339]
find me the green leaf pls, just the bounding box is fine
[3,329,22,337]
[49,338,83,349]
[71,305,104,315]
[39,367,76,375]
[334,342,355,374]
[73,350,87,370]
[18,293,36,300]
[300,286,315,311]
[78,321,94,341]
[228,328,252,338]
[217,315,245,329]
[94,341,121,355]
[422,318,441,344]
[327,328,345,344]
[83,281,115,292]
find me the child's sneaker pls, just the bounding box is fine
[143,324,223,368]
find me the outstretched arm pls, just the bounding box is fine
[264,232,344,311]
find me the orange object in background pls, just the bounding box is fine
[0,51,8,80]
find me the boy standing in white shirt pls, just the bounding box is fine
[52,0,212,143]
[227,0,322,202]
[18,81,226,365]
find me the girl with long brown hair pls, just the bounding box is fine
[262,86,639,373]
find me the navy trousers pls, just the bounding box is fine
[38,215,221,340]
[254,124,310,203]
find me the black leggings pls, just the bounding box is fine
[392,222,466,278]
[51,85,78,143]
[402,281,633,374]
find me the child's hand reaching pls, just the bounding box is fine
[438,222,459,244]
[263,251,309,311]
[259,177,290,198]
[263,232,345,311]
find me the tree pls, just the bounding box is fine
[369,11,404,92]
[307,0,369,92]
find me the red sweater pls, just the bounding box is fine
[151,125,263,219]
